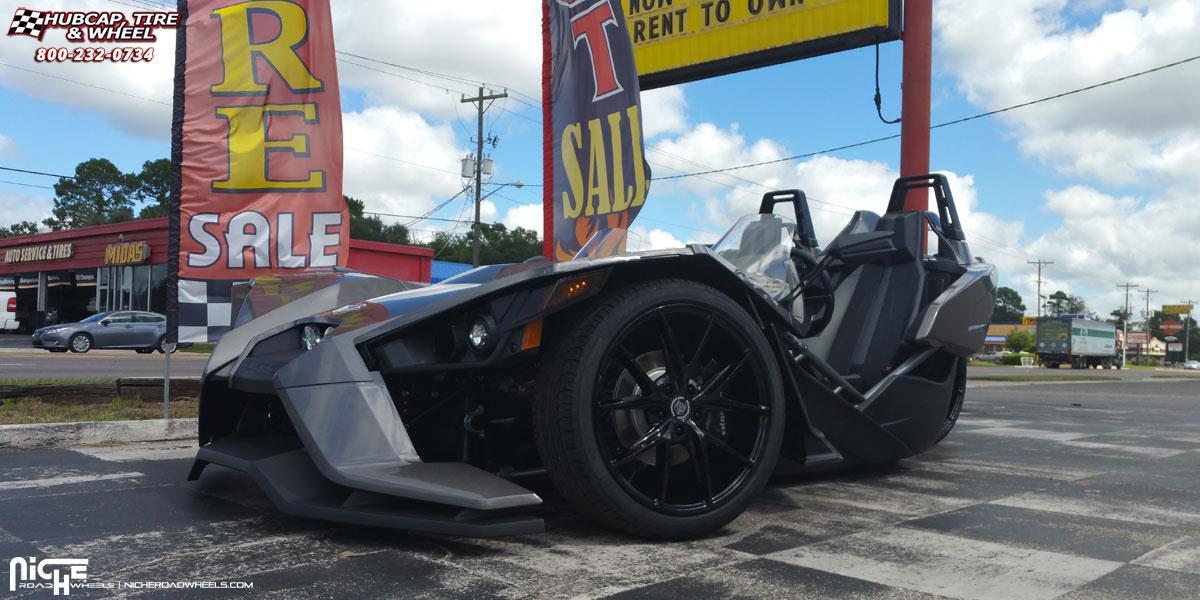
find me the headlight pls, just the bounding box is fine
[301,324,327,351]
[467,316,496,353]
[44,327,69,335]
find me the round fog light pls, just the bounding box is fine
[467,316,495,353]
[301,324,325,351]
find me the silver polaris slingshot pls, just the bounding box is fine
[188,174,996,540]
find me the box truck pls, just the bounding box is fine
[1036,316,1120,369]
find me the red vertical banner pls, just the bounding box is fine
[169,0,345,342]
[543,0,651,261]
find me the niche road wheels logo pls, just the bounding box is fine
[9,557,88,596]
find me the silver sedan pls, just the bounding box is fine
[31,311,174,354]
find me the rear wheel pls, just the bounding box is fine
[535,280,785,540]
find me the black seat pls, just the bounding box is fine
[804,210,926,392]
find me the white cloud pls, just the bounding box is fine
[341,106,466,225]
[640,86,688,139]
[331,0,542,120]
[0,189,51,226]
[502,202,544,236]
[0,133,17,159]
[936,0,1200,185]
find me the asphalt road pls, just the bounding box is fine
[2,378,1200,598]
[0,349,207,379]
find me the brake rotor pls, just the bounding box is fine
[610,350,689,466]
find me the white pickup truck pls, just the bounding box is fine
[0,291,17,332]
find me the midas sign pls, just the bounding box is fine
[104,241,150,266]
[622,0,900,88]
[177,0,346,279]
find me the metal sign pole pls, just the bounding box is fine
[163,344,171,420]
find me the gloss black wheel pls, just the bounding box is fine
[535,279,784,540]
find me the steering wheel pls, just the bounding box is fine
[789,249,836,337]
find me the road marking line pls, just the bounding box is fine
[965,427,1091,441]
[766,527,1121,600]
[1133,536,1200,575]
[74,442,196,462]
[993,493,1200,528]
[0,471,142,491]
[768,481,975,518]
[1057,440,1184,458]
[916,458,1102,481]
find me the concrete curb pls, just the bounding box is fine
[0,418,198,449]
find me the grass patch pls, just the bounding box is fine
[968,374,1122,382]
[0,377,113,385]
[0,397,198,424]
[968,360,1005,367]
[179,343,214,354]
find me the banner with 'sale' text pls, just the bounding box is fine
[169,0,346,343]
[543,0,651,261]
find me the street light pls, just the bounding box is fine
[471,181,524,267]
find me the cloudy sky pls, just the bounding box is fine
[1,0,1198,320]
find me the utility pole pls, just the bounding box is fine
[1027,259,1053,319]
[461,86,507,267]
[1142,288,1158,328]
[1182,299,1198,362]
[1142,288,1158,364]
[1117,282,1138,368]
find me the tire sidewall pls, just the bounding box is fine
[560,281,785,537]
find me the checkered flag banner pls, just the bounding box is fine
[9,8,47,39]
[178,279,235,343]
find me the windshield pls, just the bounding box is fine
[711,214,799,299]
[81,312,112,323]
[572,228,646,260]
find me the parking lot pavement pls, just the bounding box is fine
[2,379,1199,599]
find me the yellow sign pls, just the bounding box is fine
[1163,304,1194,315]
[104,241,150,266]
[1023,316,1038,327]
[623,0,900,88]
[3,243,73,264]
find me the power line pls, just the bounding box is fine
[0,166,74,180]
[0,62,170,107]
[656,54,1200,181]
[0,179,53,190]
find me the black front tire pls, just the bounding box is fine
[534,279,785,540]
[935,357,967,443]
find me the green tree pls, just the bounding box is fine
[345,195,411,244]
[43,158,135,231]
[132,158,172,218]
[991,286,1026,323]
[1108,308,1131,329]
[431,223,541,265]
[1045,290,1086,316]
[0,221,39,238]
[1005,329,1035,353]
